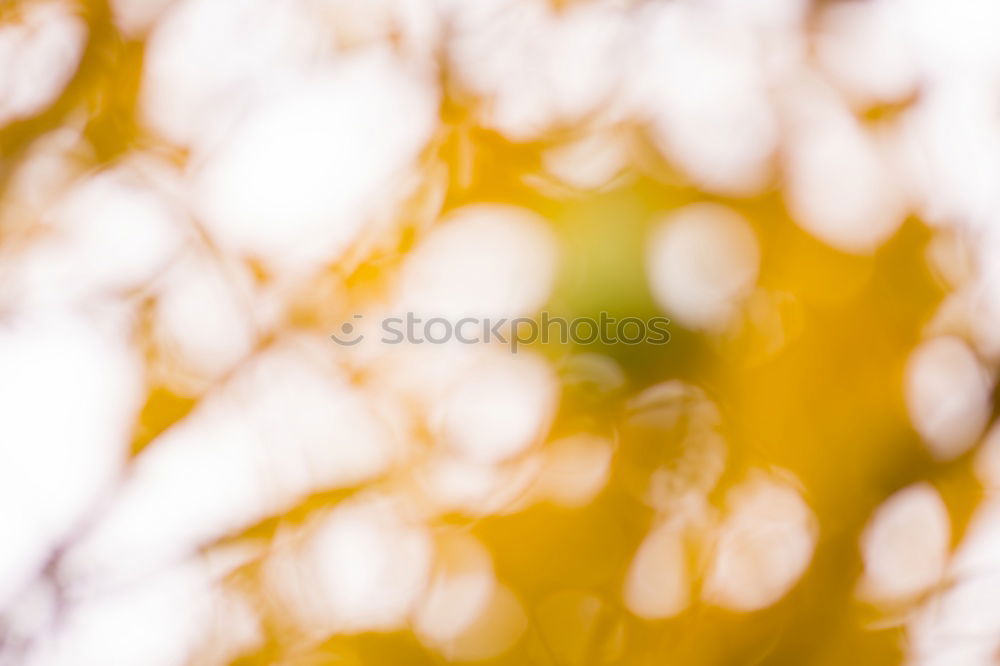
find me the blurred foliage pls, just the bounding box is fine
[0,1,989,666]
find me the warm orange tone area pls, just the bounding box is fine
[0,2,998,666]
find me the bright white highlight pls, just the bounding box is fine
[399,204,559,321]
[905,336,992,460]
[437,351,558,465]
[623,519,691,619]
[859,483,950,604]
[0,2,85,127]
[646,203,760,332]
[704,472,817,612]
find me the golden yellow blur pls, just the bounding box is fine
[0,1,997,666]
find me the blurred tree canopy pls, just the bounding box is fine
[0,1,995,666]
